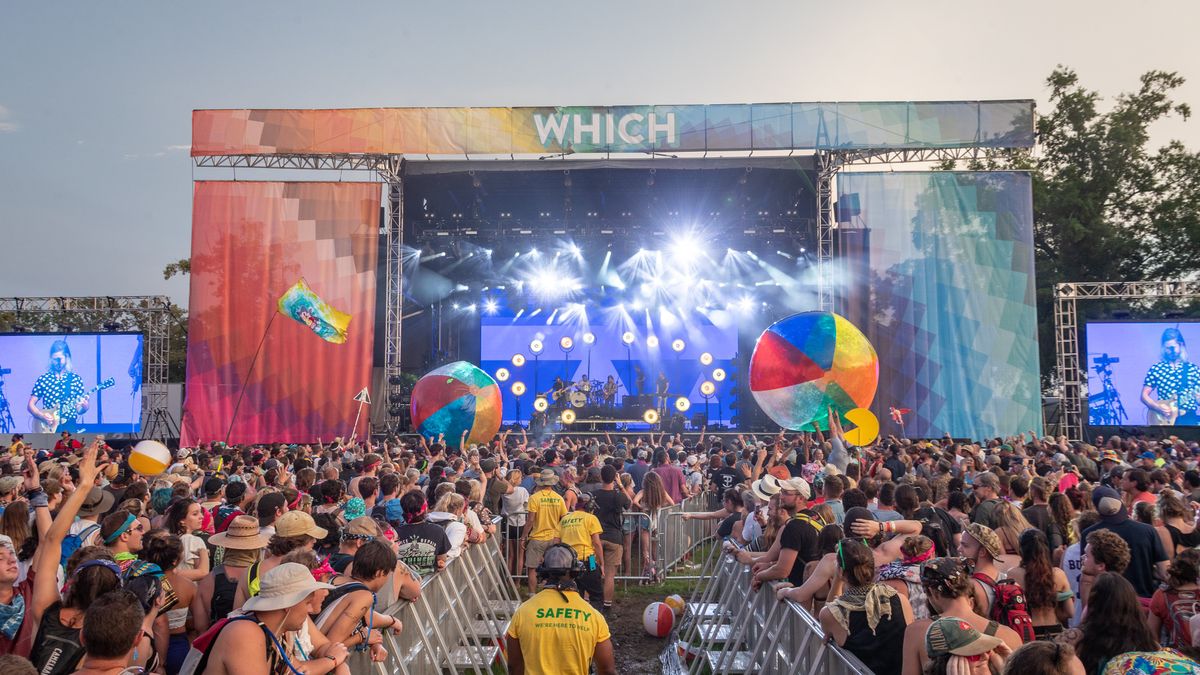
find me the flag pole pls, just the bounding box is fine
[225,311,278,445]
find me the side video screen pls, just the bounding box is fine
[1085,321,1200,427]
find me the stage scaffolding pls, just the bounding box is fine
[1054,281,1200,442]
[195,146,1024,430]
[0,295,175,439]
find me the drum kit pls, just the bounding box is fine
[552,379,613,408]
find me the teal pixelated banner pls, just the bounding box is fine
[838,172,1041,439]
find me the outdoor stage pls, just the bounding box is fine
[180,102,1045,445]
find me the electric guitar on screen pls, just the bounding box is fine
[31,378,115,433]
[1145,393,1180,426]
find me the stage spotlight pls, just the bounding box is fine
[529,339,544,354]
[699,352,714,366]
[569,243,582,259]
[483,298,499,315]
[534,396,549,412]
[528,247,540,258]
[559,336,574,350]
[643,409,660,424]
[712,368,727,382]
[737,296,755,312]
[700,381,716,396]
[671,339,686,353]
[622,331,636,345]
[646,335,659,349]
[511,382,527,396]
[388,374,404,386]
[511,353,526,367]
[561,409,577,424]
[495,367,510,382]
[582,332,596,345]
[675,397,691,412]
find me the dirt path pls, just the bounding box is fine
[606,578,697,675]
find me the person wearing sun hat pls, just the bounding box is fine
[195,562,347,675]
[923,616,1011,673]
[198,515,271,630]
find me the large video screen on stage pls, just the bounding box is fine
[1085,321,1200,427]
[480,315,738,426]
[0,333,143,434]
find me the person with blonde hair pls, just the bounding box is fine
[429,492,470,561]
[1155,489,1200,556]
[993,500,1034,556]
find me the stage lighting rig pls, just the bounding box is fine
[712,368,727,382]
[671,339,686,353]
[646,335,659,349]
[495,368,510,382]
[529,339,544,355]
[534,396,549,412]
[643,409,660,424]
[511,382,526,396]
[621,331,636,345]
[511,354,526,367]
[699,352,714,366]
[675,397,690,412]
[561,409,577,424]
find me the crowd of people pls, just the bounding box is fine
[1,422,1200,674]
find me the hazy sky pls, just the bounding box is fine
[1,1,1197,308]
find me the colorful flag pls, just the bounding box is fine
[277,279,351,344]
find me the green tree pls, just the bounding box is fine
[948,66,1200,385]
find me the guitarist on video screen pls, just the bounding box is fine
[27,339,90,433]
[1142,327,1200,426]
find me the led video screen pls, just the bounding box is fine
[0,333,144,434]
[1085,321,1200,427]
[480,314,738,426]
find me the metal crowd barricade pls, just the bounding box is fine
[679,551,875,675]
[657,495,717,577]
[366,516,522,675]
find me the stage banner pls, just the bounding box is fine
[837,172,1040,439]
[181,181,380,444]
[192,101,1034,156]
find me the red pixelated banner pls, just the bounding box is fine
[181,181,380,444]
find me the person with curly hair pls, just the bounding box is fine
[1000,640,1085,675]
[1148,548,1200,648]
[1078,528,1130,620]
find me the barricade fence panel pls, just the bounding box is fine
[369,516,520,675]
[681,550,876,675]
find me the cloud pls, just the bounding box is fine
[0,104,17,133]
[165,144,190,151]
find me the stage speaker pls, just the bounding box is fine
[691,412,708,429]
[836,192,861,222]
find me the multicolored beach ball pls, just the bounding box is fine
[410,361,502,447]
[749,312,878,432]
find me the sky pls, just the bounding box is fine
[1,1,1197,308]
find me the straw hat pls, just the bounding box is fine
[208,515,271,550]
[534,469,559,486]
[241,562,334,612]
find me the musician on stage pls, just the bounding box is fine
[27,340,90,433]
[551,376,568,410]
[634,365,645,396]
[603,376,618,408]
[1142,327,1200,426]
[655,371,669,413]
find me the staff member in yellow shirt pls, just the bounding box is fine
[523,469,567,594]
[558,492,605,607]
[8,434,26,457]
[507,544,616,675]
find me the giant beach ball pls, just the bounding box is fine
[129,440,171,476]
[750,312,878,432]
[643,601,675,638]
[411,361,502,448]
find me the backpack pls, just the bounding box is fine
[1163,589,1200,648]
[60,523,102,568]
[178,615,271,675]
[973,573,1036,643]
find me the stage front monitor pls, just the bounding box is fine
[1085,320,1200,427]
[0,333,144,434]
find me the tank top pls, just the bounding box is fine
[30,603,84,675]
[840,595,907,675]
[211,566,240,623]
[1166,524,1200,552]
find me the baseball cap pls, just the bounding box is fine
[777,476,811,500]
[964,524,1003,559]
[1092,485,1125,518]
[274,511,329,539]
[480,458,497,473]
[925,616,1003,657]
[384,498,405,523]
[0,476,22,497]
[973,472,1000,490]
[1139,451,1156,460]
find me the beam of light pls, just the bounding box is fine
[513,308,525,321]
[483,298,499,315]
[529,308,542,317]
[545,308,559,325]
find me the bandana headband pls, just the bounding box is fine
[903,546,936,566]
[104,513,137,545]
